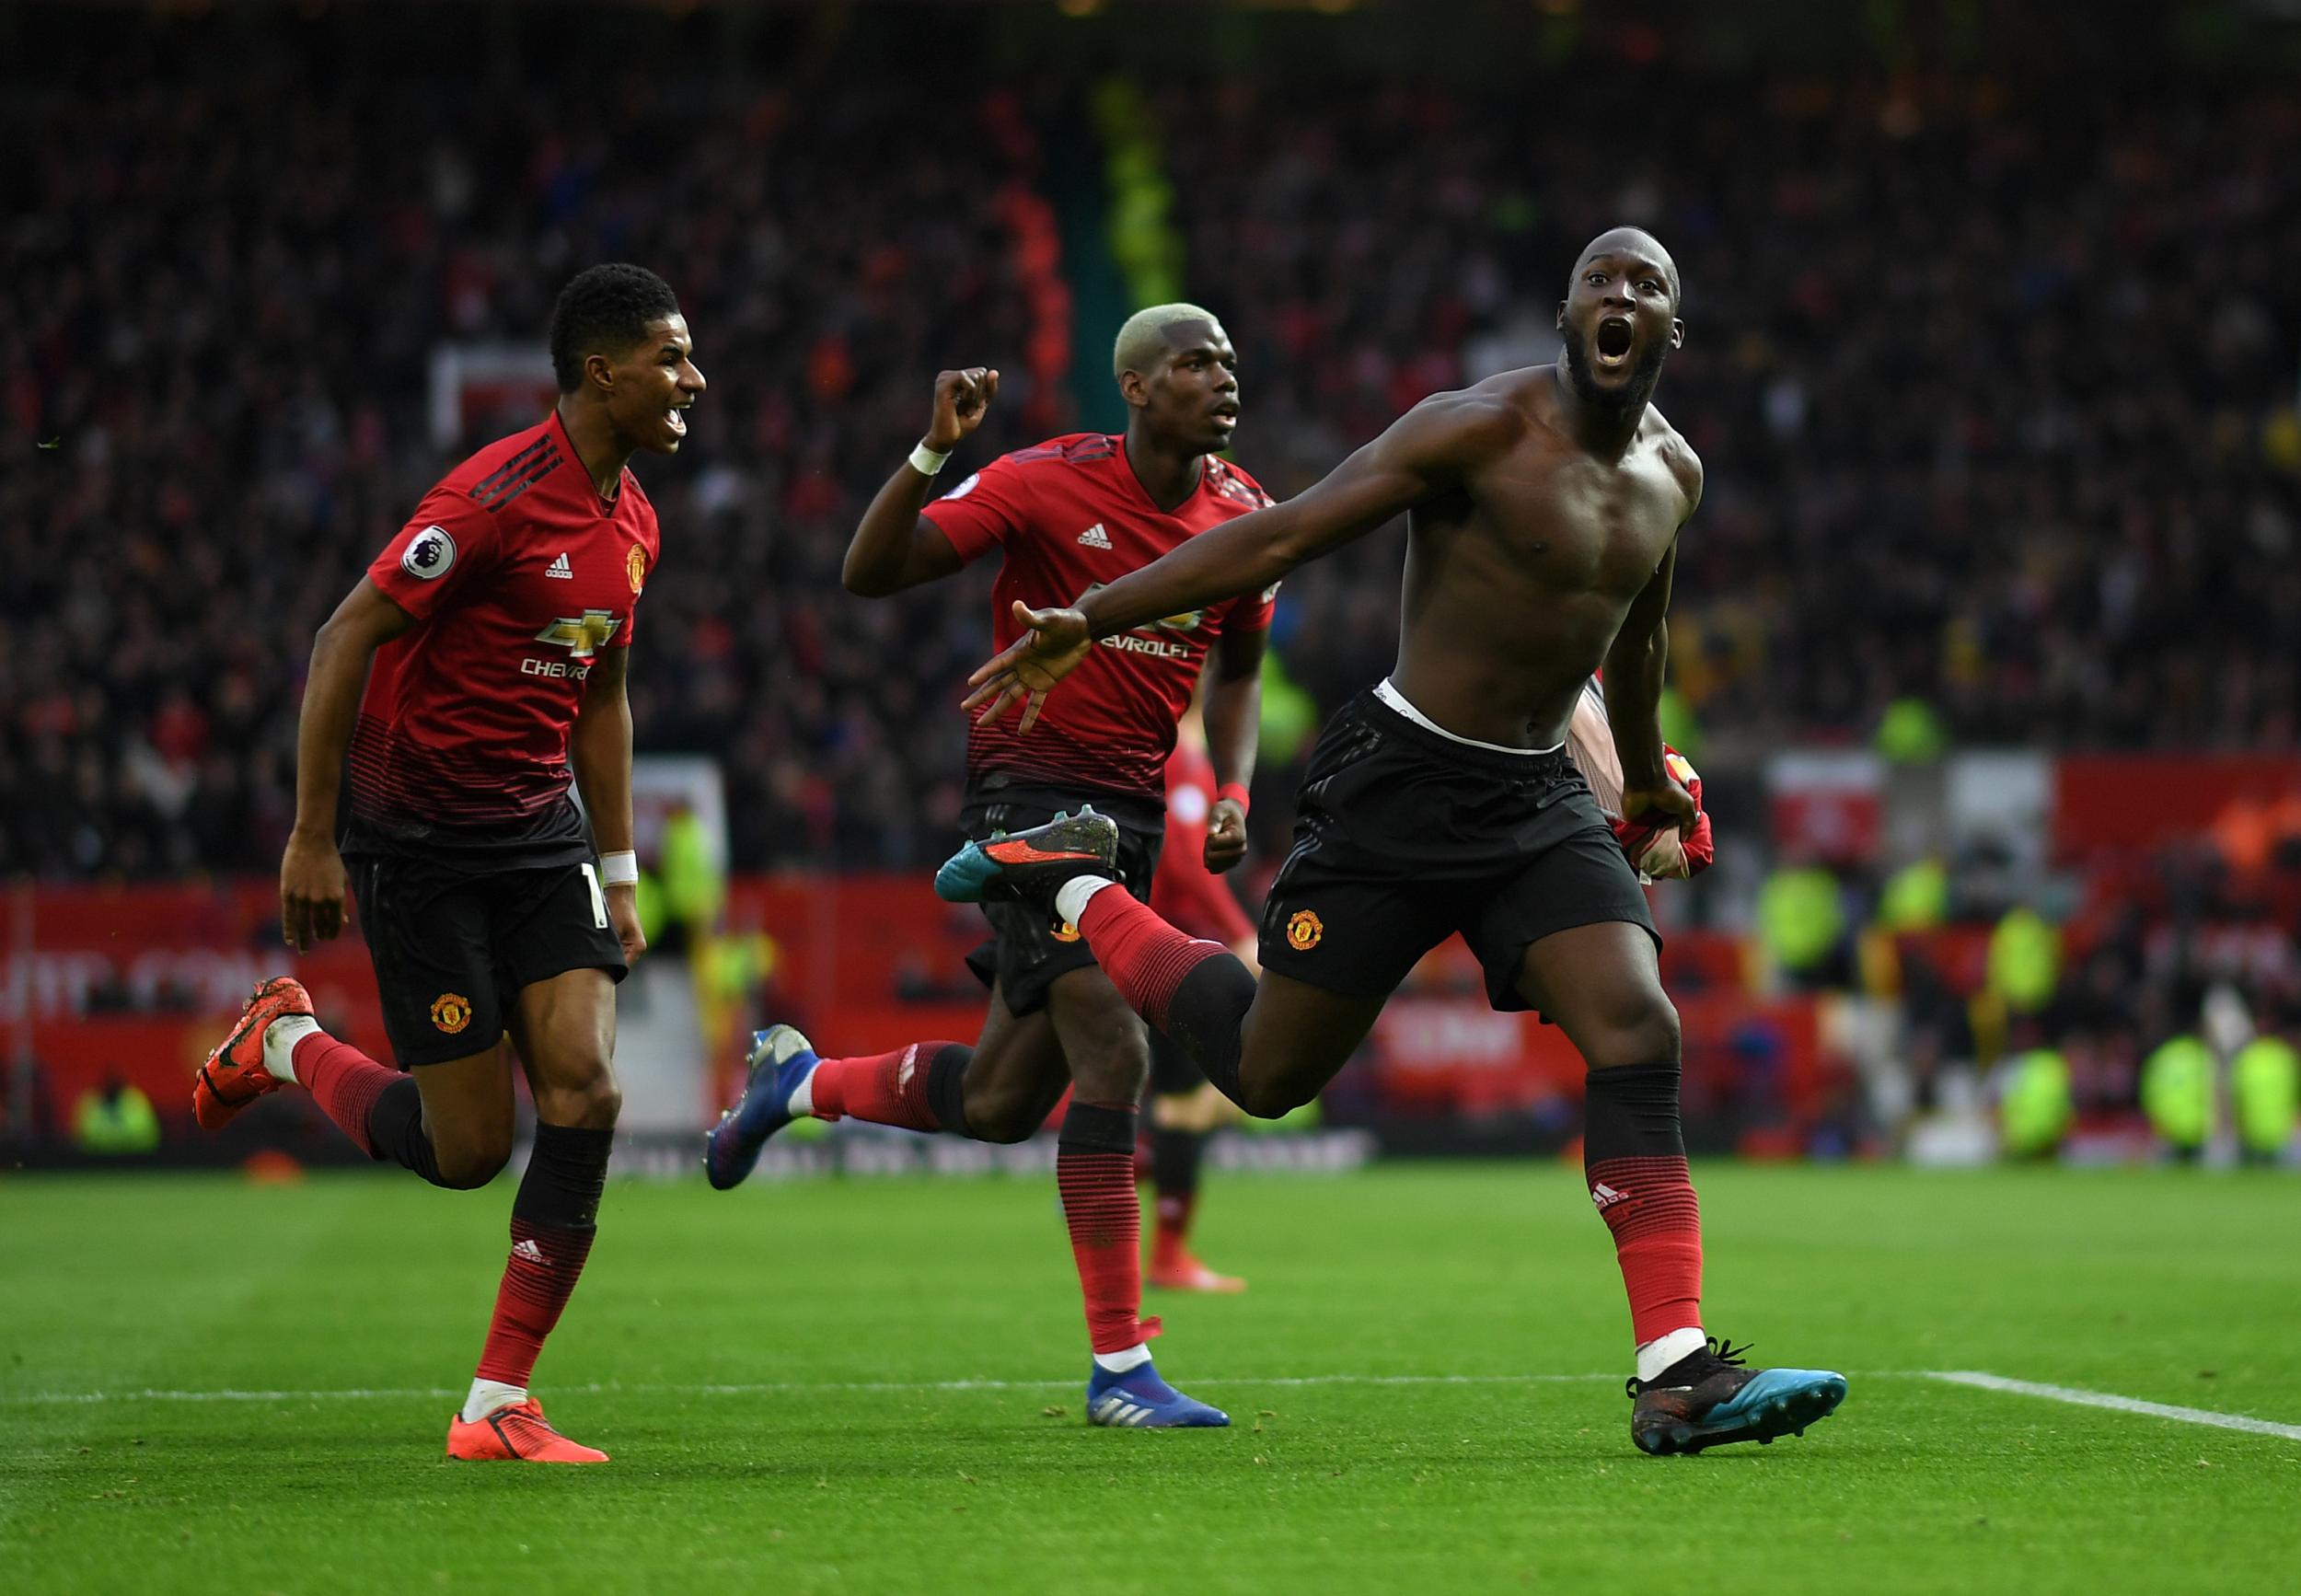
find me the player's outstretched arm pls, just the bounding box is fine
[572,644,645,965]
[842,367,998,597]
[965,389,1514,727]
[283,579,413,951]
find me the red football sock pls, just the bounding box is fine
[1076,889,1224,1031]
[474,1220,598,1387]
[1058,1100,1158,1355]
[291,1032,400,1160]
[1151,1190,1197,1273]
[808,1042,964,1133]
[1583,1066,1704,1346]
[474,1124,611,1389]
[1589,1153,1705,1344]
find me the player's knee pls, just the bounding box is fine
[436,1140,511,1190]
[1586,994,1681,1070]
[1070,1034,1150,1106]
[536,1064,621,1130]
[958,1085,1041,1144]
[1235,1073,1311,1119]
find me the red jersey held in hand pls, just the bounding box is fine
[346,411,659,862]
[924,434,1277,804]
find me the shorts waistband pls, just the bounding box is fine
[961,779,1165,836]
[1359,681,1572,775]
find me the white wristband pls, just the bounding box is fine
[908,441,952,478]
[599,850,639,886]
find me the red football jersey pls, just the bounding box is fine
[346,412,659,858]
[1150,737,1255,945]
[924,434,1277,801]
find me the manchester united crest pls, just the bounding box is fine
[430,992,473,1035]
[627,544,646,595]
[1286,909,1324,951]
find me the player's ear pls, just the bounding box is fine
[584,351,616,397]
[1670,318,1685,351]
[1555,301,1567,331]
[1117,370,1150,411]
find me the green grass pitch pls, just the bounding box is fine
[5,1162,2298,1594]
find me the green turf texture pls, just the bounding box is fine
[5,1162,2298,1594]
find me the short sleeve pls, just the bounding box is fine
[367,482,499,621]
[918,454,1035,564]
[1220,578,1280,634]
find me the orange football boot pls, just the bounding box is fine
[445,1399,609,1463]
[192,977,315,1131]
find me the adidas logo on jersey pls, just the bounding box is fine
[546,552,574,579]
[1590,1182,1632,1211]
[1076,523,1113,549]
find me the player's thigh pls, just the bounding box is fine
[491,860,628,1127]
[1248,848,1444,1114]
[1511,920,1677,1070]
[409,1043,520,1186]
[957,980,1070,1142]
[506,966,620,1128]
[351,854,512,1068]
[1045,961,1151,1105]
[1231,969,1390,1116]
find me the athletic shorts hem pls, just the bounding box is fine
[1474,905,1663,1014]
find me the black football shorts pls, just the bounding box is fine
[1258,686,1658,1013]
[960,785,1164,1017]
[352,851,628,1067]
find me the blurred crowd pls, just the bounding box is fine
[1165,76,2301,746]
[6,15,2301,883]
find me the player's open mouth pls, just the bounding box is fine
[665,406,690,437]
[1594,317,1635,368]
[1210,403,1238,430]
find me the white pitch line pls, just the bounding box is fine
[6,1372,1627,1406]
[1927,1370,2301,1441]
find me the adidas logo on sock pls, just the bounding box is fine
[511,1238,550,1266]
[546,552,574,579]
[1076,523,1113,549]
[1590,1182,1631,1211]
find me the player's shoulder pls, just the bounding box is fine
[1202,455,1275,511]
[1396,375,1535,461]
[997,432,1125,475]
[1640,406,1703,509]
[438,415,566,499]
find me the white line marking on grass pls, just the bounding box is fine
[6,1372,1629,1406]
[1926,1370,2301,1441]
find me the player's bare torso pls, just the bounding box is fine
[1393,366,1698,749]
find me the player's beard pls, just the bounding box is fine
[1562,325,1667,417]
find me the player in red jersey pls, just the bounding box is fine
[1141,703,1257,1293]
[192,264,701,1463]
[705,306,1268,1428]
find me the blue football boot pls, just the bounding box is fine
[1085,1360,1231,1429]
[702,1025,821,1191]
[1627,1336,1846,1455]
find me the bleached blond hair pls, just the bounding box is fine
[1113,302,1225,382]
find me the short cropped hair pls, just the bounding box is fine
[1113,302,1223,382]
[549,264,681,392]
